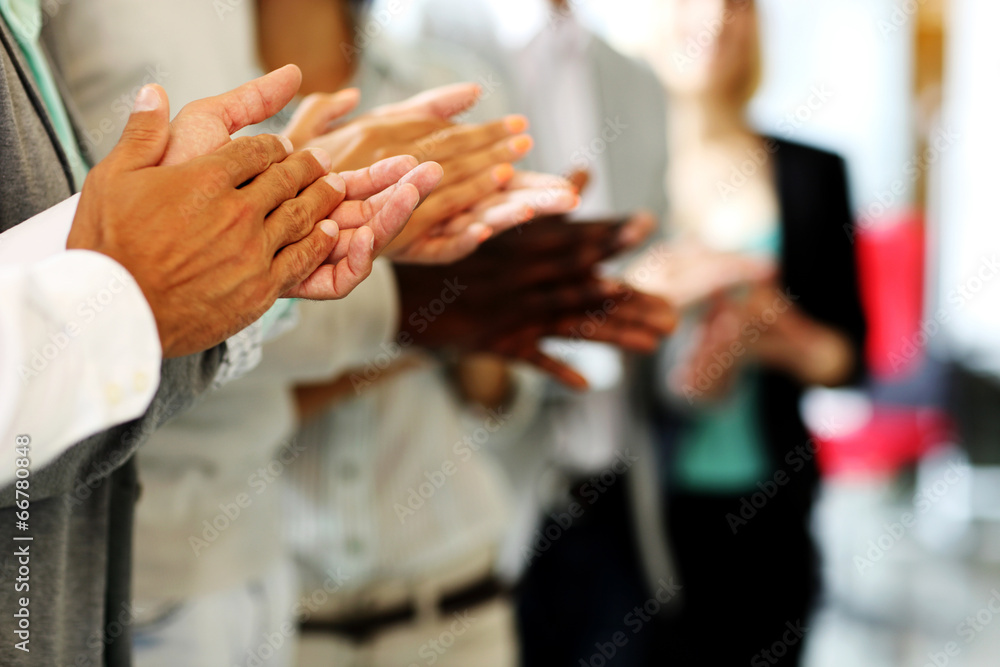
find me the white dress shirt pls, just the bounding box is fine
[131,261,401,607]
[0,241,161,486]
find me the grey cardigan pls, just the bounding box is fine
[0,17,222,667]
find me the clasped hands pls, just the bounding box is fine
[67,65,578,359]
[624,241,852,400]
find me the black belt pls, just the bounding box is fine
[299,576,507,642]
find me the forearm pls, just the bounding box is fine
[256,0,355,95]
[759,312,856,387]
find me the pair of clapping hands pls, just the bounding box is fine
[625,242,819,400]
[67,65,576,359]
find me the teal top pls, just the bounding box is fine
[0,0,89,188]
[673,226,782,493]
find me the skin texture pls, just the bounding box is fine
[66,85,342,358]
[285,85,581,264]
[394,216,678,389]
[161,65,446,299]
[65,68,441,355]
[257,0,581,265]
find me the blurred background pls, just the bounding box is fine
[378,0,1000,664]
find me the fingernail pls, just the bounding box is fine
[509,135,534,154]
[277,135,294,154]
[307,147,332,171]
[504,115,529,134]
[570,194,581,208]
[472,224,493,243]
[320,220,339,238]
[324,172,346,194]
[492,163,514,184]
[520,206,536,222]
[133,85,160,113]
[370,235,376,251]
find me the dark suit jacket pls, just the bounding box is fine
[763,137,867,506]
[650,137,867,510]
[0,18,223,667]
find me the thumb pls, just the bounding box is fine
[108,85,170,171]
[371,83,482,120]
[283,89,361,148]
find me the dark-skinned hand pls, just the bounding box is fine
[393,213,677,388]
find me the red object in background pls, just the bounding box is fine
[813,211,955,478]
[815,407,954,477]
[856,211,927,380]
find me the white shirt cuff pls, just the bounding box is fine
[0,250,162,485]
[0,194,79,266]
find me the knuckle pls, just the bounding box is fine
[269,164,303,200]
[242,136,277,172]
[276,198,315,238]
[224,196,258,224]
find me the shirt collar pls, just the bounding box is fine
[485,0,590,54]
[0,0,41,46]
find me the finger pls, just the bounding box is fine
[264,172,347,250]
[271,218,341,296]
[106,84,170,172]
[507,171,575,191]
[546,315,663,353]
[442,201,536,238]
[391,224,492,265]
[367,183,423,255]
[415,116,528,166]
[241,147,332,213]
[445,186,578,234]
[397,164,512,245]
[485,217,626,258]
[618,211,656,249]
[209,134,295,188]
[437,134,533,188]
[329,183,423,256]
[566,169,590,194]
[332,163,441,230]
[341,155,420,201]
[366,116,456,156]
[368,83,482,120]
[284,89,361,147]
[511,346,590,390]
[353,161,444,217]
[500,280,614,314]
[285,226,375,299]
[198,64,302,135]
[617,292,679,333]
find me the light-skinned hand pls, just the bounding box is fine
[67,85,346,358]
[287,84,579,264]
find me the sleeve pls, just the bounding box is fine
[0,193,79,265]
[252,258,401,383]
[0,250,163,486]
[805,154,868,386]
[0,192,287,390]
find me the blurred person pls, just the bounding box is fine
[259,2,665,665]
[413,0,675,663]
[40,1,582,665]
[285,215,672,667]
[625,0,867,663]
[0,2,426,662]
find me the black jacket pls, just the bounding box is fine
[650,137,867,510]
